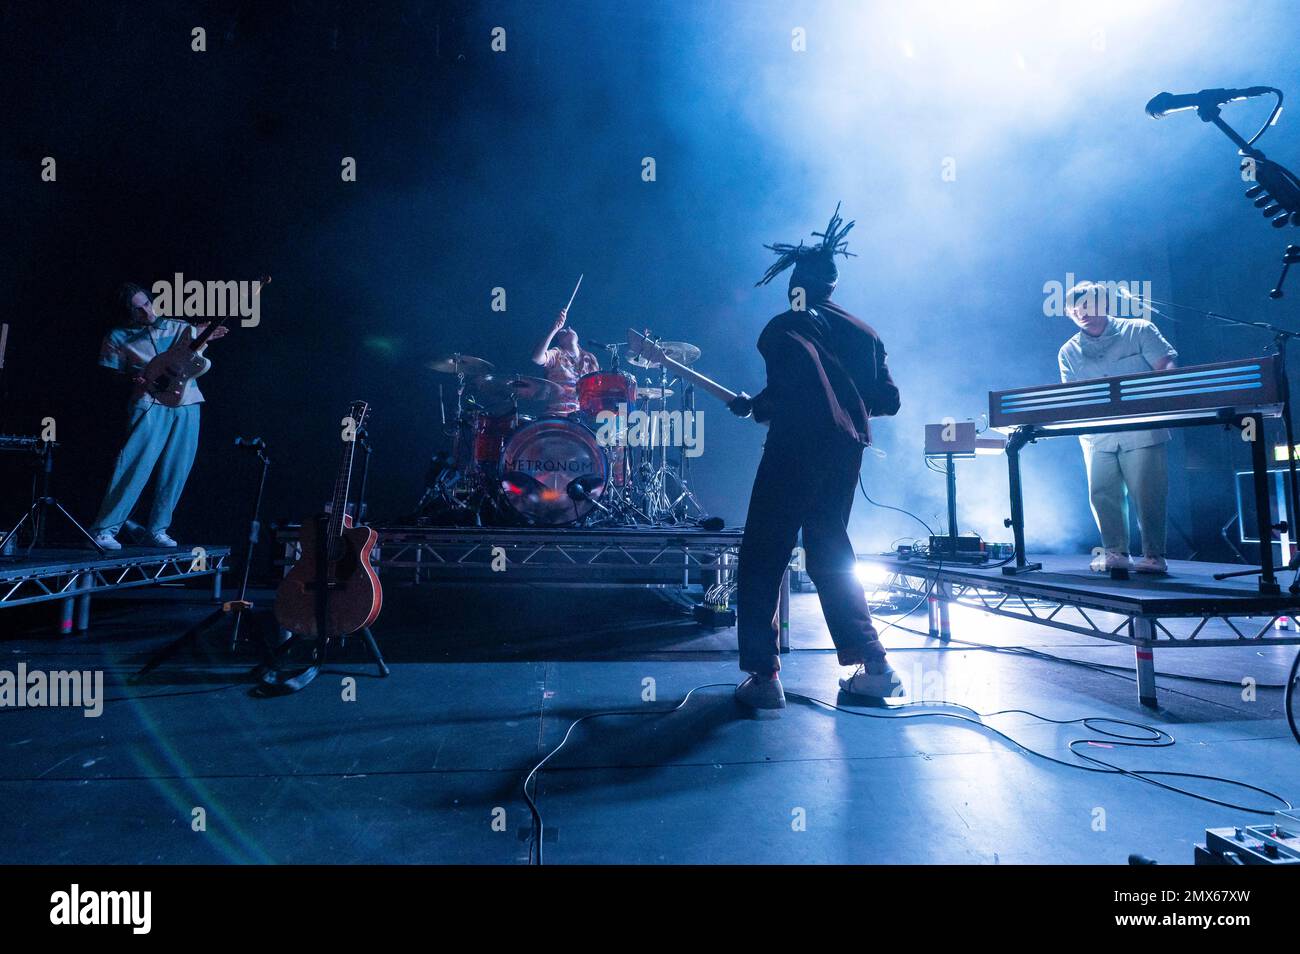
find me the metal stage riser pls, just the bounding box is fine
[878,569,1300,708]
[0,550,230,634]
[276,527,743,588]
[888,573,1300,647]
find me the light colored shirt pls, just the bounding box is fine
[1058,317,1177,452]
[99,319,205,406]
[540,347,599,416]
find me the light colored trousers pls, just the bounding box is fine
[1083,441,1168,557]
[91,402,201,536]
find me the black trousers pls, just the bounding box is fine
[737,429,886,675]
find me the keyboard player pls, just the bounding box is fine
[1058,282,1178,574]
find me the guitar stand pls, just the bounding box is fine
[250,626,389,696]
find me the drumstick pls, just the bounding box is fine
[563,273,584,314]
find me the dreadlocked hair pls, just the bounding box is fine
[755,202,856,287]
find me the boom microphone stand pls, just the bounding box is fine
[1146,84,1300,591]
[134,437,273,676]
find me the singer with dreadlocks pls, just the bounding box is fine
[730,205,902,710]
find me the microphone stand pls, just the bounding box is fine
[1135,294,1300,591]
[134,441,273,676]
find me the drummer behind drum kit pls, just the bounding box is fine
[414,336,710,527]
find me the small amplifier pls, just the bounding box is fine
[929,533,988,562]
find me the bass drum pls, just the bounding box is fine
[498,417,608,525]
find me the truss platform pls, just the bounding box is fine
[277,524,744,586]
[861,552,1300,707]
[273,523,791,647]
[0,545,230,634]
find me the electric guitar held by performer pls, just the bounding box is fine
[138,276,270,407]
[274,400,383,639]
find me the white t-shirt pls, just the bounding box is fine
[99,319,206,406]
[540,347,599,416]
[1058,317,1177,452]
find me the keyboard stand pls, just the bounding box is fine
[1000,413,1280,594]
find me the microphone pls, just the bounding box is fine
[1145,86,1273,119]
[565,474,606,501]
[234,436,266,450]
[1112,285,1162,316]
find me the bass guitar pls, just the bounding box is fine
[626,327,746,406]
[138,276,269,407]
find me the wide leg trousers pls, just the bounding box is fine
[91,402,201,536]
[1083,441,1168,557]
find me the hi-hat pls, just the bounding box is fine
[637,387,675,401]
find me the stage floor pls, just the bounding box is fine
[1,584,1297,864]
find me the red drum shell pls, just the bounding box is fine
[577,372,636,419]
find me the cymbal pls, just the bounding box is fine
[626,340,701,369]
[427,354,494,375]
[636,387,675,401]
[470,373,563,405]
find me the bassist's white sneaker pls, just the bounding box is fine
[149,532,178,548]
[92,531,122,551]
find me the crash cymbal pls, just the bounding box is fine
[427,353,494,375]
[470,373,563,405]
[626,340,701,369]
[636,387,675,401]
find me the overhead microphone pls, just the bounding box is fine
[1145,86,1274,119]
[234,436,267,450]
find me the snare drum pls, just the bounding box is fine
[498,417,608,525]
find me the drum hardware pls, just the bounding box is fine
[631,342,709,525]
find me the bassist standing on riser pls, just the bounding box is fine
[89,283,227,550]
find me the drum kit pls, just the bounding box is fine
[414,339,709,527]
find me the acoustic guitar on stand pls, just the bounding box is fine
[275,400,383,639]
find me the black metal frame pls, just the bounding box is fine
[1002,412,1280,592]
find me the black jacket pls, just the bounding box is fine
[750,299,900,446]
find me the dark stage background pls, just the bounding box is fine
[3,0,1300,566]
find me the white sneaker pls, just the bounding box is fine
[839,664,905,699]
[92,531,122,551]
[1090,549,1131,573]
[1133,555,1168,574]
[149,531,178,548]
